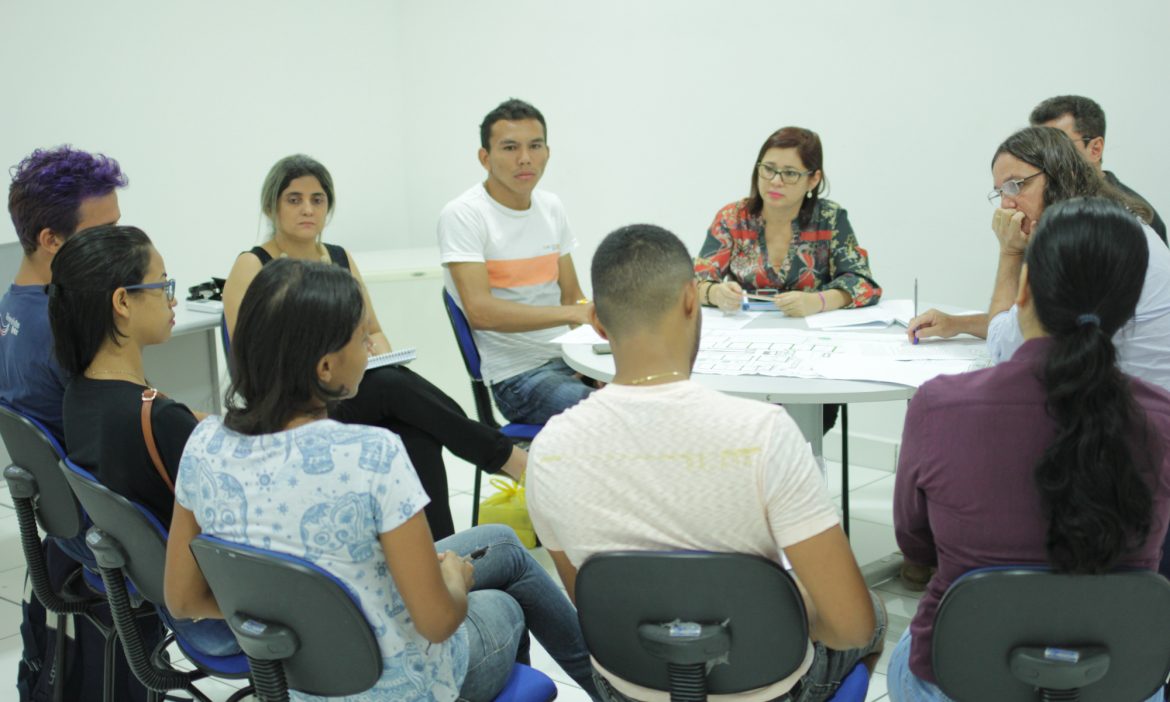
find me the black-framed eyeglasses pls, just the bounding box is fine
[987,171,1044,203]
[124,278,176,302]
[757,163,813,185]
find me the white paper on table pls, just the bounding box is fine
[702,310,761,331]
[804,305,896,330]
[875,299,915,327]
[893,337,988,362]
[814,356,977,387]
[549,325,606,345]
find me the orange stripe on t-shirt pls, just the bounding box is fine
[486,252,561,289]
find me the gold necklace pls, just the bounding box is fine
[87,369,148,385]
[628,371,685,386]
[272,238,331,264]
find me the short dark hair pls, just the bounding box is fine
[1029,95,1107,140]
[47,225,154,375]
[225,259,364,435]
[260,154,335,233]
[1026,197,1154,573]
[479,99,547,150]
[8,146,128,255]
[993,126,1150,223]
[591,224,694,338]
[747,127,827,228]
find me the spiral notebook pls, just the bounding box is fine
[366,348,417,370]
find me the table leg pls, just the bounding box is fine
[781,403,851,539]
[783,403,823,459]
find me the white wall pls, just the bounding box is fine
[0,1,412,282]
[3,0,1168,443]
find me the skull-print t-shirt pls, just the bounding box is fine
[176,416,467,702]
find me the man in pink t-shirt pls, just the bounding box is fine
[527,224,885,702]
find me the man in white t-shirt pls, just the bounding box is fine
[438,99,594,425]
[527,224,885,702]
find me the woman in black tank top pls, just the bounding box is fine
[221,155,526,540]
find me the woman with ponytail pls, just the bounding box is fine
[888,198,1170,701]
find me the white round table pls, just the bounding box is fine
[561,309,917,457]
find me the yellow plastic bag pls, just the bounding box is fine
[478,477,536,548]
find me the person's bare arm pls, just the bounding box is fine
[784,525,876,650]
[548,549,579,603]
[381,513,471,643]
[557,254,586,305]
[164,504,223,620]
[988,208,1029,318]
[221,252,264,341]
[907,310,989,342]
[347,255,392,355]
[447,260,592,332]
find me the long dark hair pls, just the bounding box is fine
[993,127,1151,224]
[1027,197,1154,573]
[747,126,827,229]
[47,225,154,375]
[225,259,364,435]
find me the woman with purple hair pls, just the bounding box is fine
[221,154,525,541]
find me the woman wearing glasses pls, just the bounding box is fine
[908,127,1169,393]
[695,126,881,317]
[221,155,526,541]
[48,225,240,657]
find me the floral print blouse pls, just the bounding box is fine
[694,198,882,308]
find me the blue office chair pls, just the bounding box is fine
[576,551,869,702]
[190,534,557,702]
[441,289,542,525]
[932,566,1170,702]
[0,403,131,701]
[60,459,252,702]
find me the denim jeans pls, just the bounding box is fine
[442,525,599,701]
[491,359,594,425]
[886,629,1164,702]
[157,607,242,657]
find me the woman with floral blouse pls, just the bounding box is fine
[695,126,881,317]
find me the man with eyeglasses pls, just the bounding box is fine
[2,146,126,447]
[438,99,595,426]
[1030,95,1166,245]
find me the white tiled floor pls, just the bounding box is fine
[0,443,915,701]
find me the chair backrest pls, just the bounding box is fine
[59,458,170,605]
[933,567,1170,701]
[576,551,809,695]
[190,534,382,697]
[0,403,85,539]
[441,288,484,381]
[441,289,504,428]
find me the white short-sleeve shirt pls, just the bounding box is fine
[527,380,840,702]
[177,418,467,702]
[437,183,577,383]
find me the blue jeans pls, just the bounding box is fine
[158,607,242,658]
[439,525,598,701]
[491,359,593,425]
[886,629,1163,702]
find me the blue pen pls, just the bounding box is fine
[741,292,749,311]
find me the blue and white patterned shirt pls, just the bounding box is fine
[177,417,469,701]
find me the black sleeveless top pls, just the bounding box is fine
[248,243,350,271]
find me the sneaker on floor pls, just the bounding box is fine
[900,561,935,592]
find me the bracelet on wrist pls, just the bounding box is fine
[817,291,826,312]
